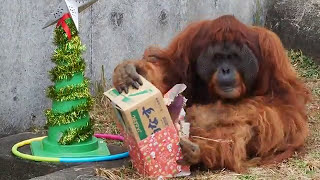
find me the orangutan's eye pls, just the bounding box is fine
[214,53,223,59]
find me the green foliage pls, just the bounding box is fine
[238,174,257,180]
[93,65,108,100]
[313,88,320,97]
[288,50,320,80]
[253,0,263,26]
[291,159,316,177]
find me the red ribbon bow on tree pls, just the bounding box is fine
[56,13,72,40]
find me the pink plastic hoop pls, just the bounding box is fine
[94,134,124,141]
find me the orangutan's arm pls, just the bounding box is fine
[112,47,182,94]
[179,98,308,172]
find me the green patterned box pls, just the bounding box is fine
[104,76,173,142]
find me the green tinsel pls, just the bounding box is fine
[45,16,93,145]
[59,122,94,145]
[52,37,86,64]
[54,18,78,46]
[49,59,86,82]
[46,78,91,101]
[45,98,94,126]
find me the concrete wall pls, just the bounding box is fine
[0,0,269,136]
[266,0,320,64]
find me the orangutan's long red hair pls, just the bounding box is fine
[143,15,310,107]
[136,15,311,172]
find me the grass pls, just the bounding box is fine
[288,50,320,80]
[90,65,122,146]
[92,50,320,180]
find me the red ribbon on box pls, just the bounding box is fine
[56,13,72,40]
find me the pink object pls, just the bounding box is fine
[94,134,124,141]
[123,126,190,178]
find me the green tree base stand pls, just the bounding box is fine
[31,137,110,158]
[31,109,110,158]
[30,15,110,158]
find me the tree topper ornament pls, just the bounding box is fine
[43,0,98,30]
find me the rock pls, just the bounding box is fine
[266,0,320,64]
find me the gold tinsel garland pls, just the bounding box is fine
[45,98,94,126]
[46,17,94,145]
[58,122,94,145]
[46,78,91,101]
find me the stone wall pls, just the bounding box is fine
[0,0,269,135]
[266,0,320,64]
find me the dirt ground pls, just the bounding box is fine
[92,50,320,180]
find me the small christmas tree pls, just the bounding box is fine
[31,12,109,157]
[45,15,93,145]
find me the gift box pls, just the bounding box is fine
[124,126,190,177]
[104,76,190,178]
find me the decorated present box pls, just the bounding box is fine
[104,76,190,178]
[124,126,190,177]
